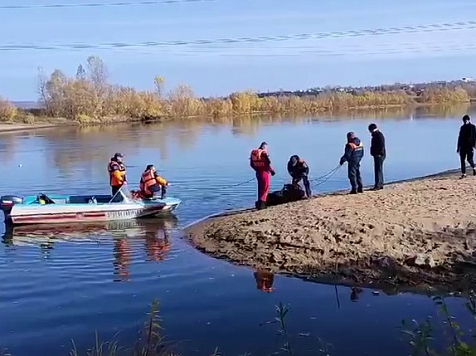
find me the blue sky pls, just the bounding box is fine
[1,0,476,100]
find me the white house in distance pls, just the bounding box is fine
[462,77,475,83]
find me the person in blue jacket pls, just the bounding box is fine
[339,132,364,194]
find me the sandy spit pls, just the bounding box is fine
[186,173,476,292]
[0,123,60,133]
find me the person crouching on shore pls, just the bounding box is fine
[339,132,364,194]
[287,155,312,197]
[250,142,275,210]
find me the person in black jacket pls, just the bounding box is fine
[368,123,386,190]
[457,115,476,178]
[287,155,312,197]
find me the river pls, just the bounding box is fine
[0,106,474,356]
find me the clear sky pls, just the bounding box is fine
[1,0,476,100]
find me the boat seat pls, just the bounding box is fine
[69,195,111,204]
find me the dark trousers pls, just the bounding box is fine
[292,176,312,197]
[149,184,166,199]
[111,185,121,196]
[348,163,363,192]
[460,148,475,174]
[373,155,385,188]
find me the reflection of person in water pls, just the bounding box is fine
[350,287,363,302]
[254,270,274,292]
[144,228,171,262]
[113,238,131,281]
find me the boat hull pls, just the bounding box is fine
[6,198,180,225]
[2,188,181,225]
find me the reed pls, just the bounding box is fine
[2,295,476,356]
[0,97,18,122]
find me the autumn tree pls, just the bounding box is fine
[154,76,165,97]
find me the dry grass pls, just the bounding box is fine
[0,56,473,125]
[0,97,18,122]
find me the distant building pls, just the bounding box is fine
[462,77,475,83]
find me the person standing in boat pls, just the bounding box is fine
[108,152,127,196]
[339,132,364,194]
[287,155,312,198]
[140,164,169,199]
[250,142,275,210]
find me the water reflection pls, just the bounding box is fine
[254,270,275,292]
[350,287,363,302]
[1,104,473,174]
[2,217,178,282]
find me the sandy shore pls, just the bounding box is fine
[186,172,476,292]
[0,123,60,133]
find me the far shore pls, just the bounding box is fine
[185,169,476,293]
[1,55,476,126]
[0,100,474,132]
[0,123,63,133]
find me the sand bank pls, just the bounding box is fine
[0,123,60,133]
[186,172,476,292]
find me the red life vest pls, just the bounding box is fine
[140,170,157,196]
[251,149,267,168]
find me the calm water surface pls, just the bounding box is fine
[0,107,474,356]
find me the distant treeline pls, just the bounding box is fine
[0,56,474,125]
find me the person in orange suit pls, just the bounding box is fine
[107,153,127,196]
[250,142,275,210]
[139,164,169,199]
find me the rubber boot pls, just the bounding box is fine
[257,200,267,210]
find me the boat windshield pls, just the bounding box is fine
[109,185,132,203]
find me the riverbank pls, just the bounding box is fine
[0,123,64,133]
[186,171,476,292]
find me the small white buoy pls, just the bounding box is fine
[18,164,22,167]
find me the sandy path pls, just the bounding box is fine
[187,174,476,292]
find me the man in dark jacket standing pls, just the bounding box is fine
[340,132,364,194]
[457,115,476,178]
[368,123,386,190]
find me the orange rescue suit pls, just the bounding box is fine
[108,161,126,187]
[140,170,167,197]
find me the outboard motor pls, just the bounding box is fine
[1,195,23,216]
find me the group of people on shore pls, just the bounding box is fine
[105,114,475,209]
[249,123,387,209]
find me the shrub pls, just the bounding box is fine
[0,97,18,122]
